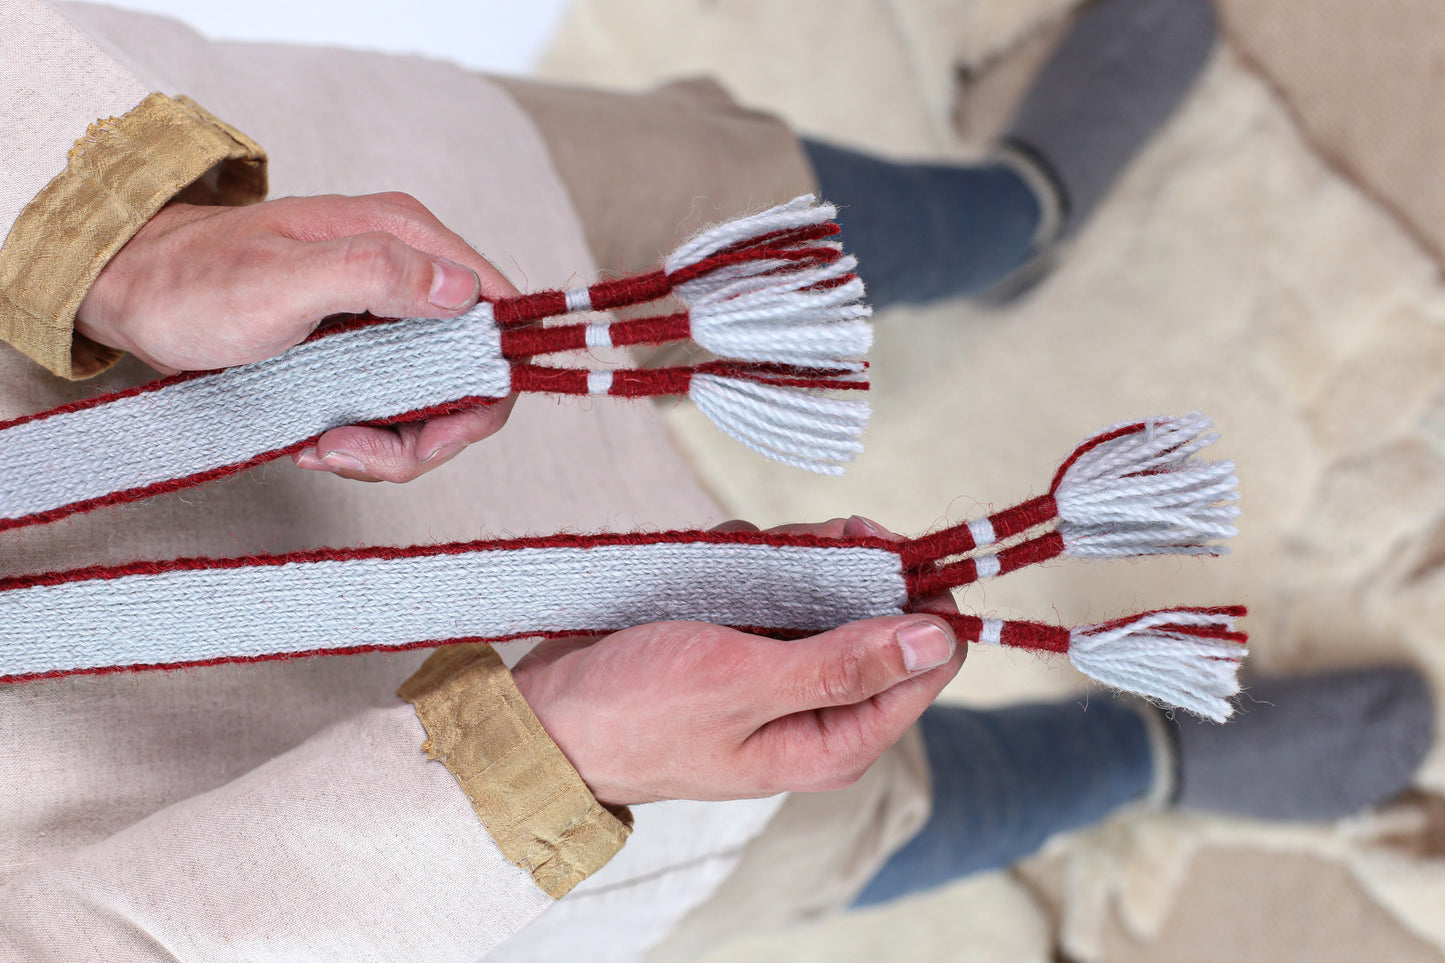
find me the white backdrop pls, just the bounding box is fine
[98,0,569,74]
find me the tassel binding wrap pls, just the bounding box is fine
[0,196,872,534]
[0,415,1247,720]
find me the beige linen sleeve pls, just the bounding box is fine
[0,648,630,961]
[0,0,266,379]
[399,644,635,900]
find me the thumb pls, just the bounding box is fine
[738,615,963,794]
[758,615,959,720]
[291,231,481,321]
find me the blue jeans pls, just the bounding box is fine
[854,698,1156,906]
[803,140,1042,308]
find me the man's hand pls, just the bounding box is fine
[76,192,520,482]
[511,516,965,806]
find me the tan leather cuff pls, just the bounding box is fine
[0,92,267,379]
[398,644,633,898]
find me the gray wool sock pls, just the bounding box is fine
[1004,0,1218,242]
[1171,666,1435,821]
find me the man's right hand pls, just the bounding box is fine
[511,516,966,807]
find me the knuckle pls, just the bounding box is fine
[362,464,410,484]
[812,647,871,706]
[478,406,511,438]
[340,232,411,282]
[371,192,443,235]
[373,190,425,212]
[792,755,867,794]
[822,728,876,781]
[811,766,867,794]
[362,453,425,484]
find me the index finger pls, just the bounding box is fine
[261,193,521,302]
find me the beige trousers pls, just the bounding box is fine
[499,76,818,277]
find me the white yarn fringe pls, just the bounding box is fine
[689,374,869,475]
[683,259,873,367]
[657,195,873,472]
[665,195,838,273]
[667,196,873,369]
[1055,413,1240,558]
[1068,610,1246,722]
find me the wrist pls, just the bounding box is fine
[511,656,636,807]
[75,202,218,358]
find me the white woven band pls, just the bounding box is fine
[0,541,906,680]
[0,306,511,525]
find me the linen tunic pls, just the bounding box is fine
[0,4,930,959]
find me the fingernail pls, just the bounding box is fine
[295,448,324,471]
[320,450,367,473]
[845,515,889,538]
[897,621,954,672]
[422,441,464,464]
[430,260,479,311]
